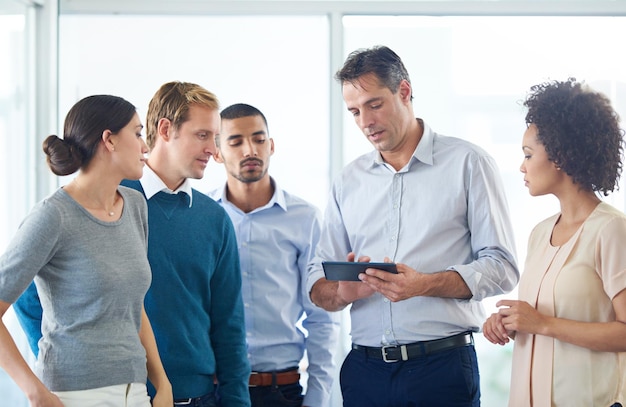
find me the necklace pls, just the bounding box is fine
[72,178,117,217]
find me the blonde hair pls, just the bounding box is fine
[145,81,219,149]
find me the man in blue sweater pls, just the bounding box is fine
[13,81,251,407]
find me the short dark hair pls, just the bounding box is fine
[43,95,136,176]
[335,45,412,100]
[218,103,269,147]
[524,78,625,195]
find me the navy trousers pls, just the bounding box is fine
[340,344,480,407]
[174,392,218,407]
[248,382,303,407]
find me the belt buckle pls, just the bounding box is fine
[381,345,399,363]
[248,371,261,388]
[382,344,409,363]
[174,399,193,405]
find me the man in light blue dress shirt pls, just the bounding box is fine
[210,103,340,407]
[307,46,519,406]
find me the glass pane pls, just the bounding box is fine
[344,15,626,406]
[0,6,34,406]
[58,14,330,211]
[0,12,28,248]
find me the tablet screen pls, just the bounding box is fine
[322,261,398,281]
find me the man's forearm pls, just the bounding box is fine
[422,270,472,299]
[310,279,349,312]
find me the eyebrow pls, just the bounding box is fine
[365,96,383,105]
[226,130,266,140]
[347,96,383,111]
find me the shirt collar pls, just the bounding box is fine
[270,178,287,211]
[213,177,287,213]
[371,118,434,170]
[140,164,193,207]
[413,119,434,166]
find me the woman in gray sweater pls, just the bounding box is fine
[0,95,172,407]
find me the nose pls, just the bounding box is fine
[519,160,526,173]
[357,110,374,131]
[140,138,149,154]
[204,136,217,156]
[242,138,257,157]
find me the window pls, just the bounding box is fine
[58,14,330,211]
[0,6,35,406]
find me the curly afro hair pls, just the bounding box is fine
[524,78,625,196]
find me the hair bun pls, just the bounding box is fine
[42,135,83,176]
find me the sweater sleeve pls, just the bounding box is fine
[0,199,62,358]
[211,215,251,407]
[0,200,62,304]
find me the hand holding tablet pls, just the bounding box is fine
[322,261,398,281]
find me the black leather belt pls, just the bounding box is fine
[174,392,216,406]
[352,332,473,363]
[174,394,215,407]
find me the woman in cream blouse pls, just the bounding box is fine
[483,78,626,407]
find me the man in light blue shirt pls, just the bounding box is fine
[210,103,340,407]
[307,46,519,406]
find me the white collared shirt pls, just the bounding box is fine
[140,165,193,207]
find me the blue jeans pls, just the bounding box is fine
[249,382,303,407]
[173,392,218,407]
[340,344,480,407]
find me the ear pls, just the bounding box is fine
[269,138,275,156]
[214,147,225,164]
[102,129,115,152]
[398,79,412,104]
[157,118,172,141]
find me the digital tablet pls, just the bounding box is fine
[322,261,398,281]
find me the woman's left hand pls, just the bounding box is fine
[496,299,549,335]
[150,385,173,407]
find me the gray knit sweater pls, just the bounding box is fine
[0,186,151,391]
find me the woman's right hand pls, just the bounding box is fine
[0,300,64,407]
[27,385,64,407]
[483,311,514,345]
